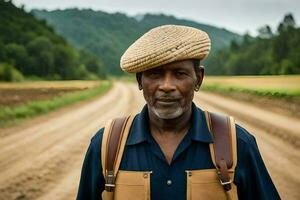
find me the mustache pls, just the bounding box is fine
[154,94,182,101]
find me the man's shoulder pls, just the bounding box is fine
[90,127,105,148]
[90,114,139,144]
[234,124,260,158]
[201,108,257,147]
[235,124,256,145]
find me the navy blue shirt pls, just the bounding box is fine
[77,103,280,200]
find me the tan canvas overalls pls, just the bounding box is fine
[101,111,238,200]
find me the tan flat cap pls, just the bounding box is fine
[120,25,211,73]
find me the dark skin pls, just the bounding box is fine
[137,60,204,164]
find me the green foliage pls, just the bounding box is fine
[32,9,242,76]
[52,44,75,79]
[0,0,107,81]
[26,36,55,76]
[257,25,273,39]
[4,43,28,69]
[202,83,300,99]
[79,50,107,79]
[0,63,24,82]
[0,81,112,127]
[205,13,300,75]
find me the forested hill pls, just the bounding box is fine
[0,0,106,81]
[32,9,242,75]
[205,13,300,75]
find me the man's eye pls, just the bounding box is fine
[176,71,187,76]
[146,71,160,78]
[149,71,160,75]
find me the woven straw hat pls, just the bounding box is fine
[120,25,211,73]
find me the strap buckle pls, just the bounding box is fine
[219,178,232,186]
[217,170,232,191]
[105,171,116,192]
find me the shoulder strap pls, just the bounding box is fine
[204,111,237,192]
[101,115,134,192]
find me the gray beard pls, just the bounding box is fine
[150,106,184,119]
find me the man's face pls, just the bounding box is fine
[138,60,203,120]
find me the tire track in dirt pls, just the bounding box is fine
[0,82,142,200]
[195,92,300,148]
[36,83,145,200]
[0,83,120,183]
[0,83,299,200]
[194,91,300,200]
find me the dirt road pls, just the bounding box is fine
[0,82,299,200]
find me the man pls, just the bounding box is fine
[77,25,280,200]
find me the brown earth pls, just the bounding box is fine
[0,82,299,200]
[0,81,101,106]
[0,88,84,106]
[208,91,300,119]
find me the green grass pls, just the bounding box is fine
[0,81,112,127]
[202,75,300,100]
[202,83,300,99]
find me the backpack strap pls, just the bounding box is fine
[204,111,237,193]
[101,115,134,193]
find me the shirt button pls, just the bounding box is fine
[166,180,172,186]
[143,173,148,178]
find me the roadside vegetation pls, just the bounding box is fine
[0,81,112,127]
[201,75,300,118]
[202,75,300,100]
[120,74,300,100]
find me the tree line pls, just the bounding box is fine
[32,9,241,76]
[0,0,106,81]
[205,13,300,75]
[1,0,298,82]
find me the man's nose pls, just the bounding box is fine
[158,73,176,92]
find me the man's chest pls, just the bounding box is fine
[118,141,215,199]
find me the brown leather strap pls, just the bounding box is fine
[106,117,128,172]
[218,159,232,191]
[209,112,233,168]
[105,116,129,192]
[208,112,233,191]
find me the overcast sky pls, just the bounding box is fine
[13,0,300,36]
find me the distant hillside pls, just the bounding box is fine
[0,1,106,81]
[32,9,242,75]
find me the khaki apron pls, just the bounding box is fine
[101,113,238,200]
[102,169,237,200]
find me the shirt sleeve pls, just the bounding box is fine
[234,125,281,200]
[76,128,105,200]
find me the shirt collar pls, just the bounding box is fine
[126,103,213,145]
[189,103,213,143]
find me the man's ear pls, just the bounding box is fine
[195,66,204,91]
[136,73,143,90]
